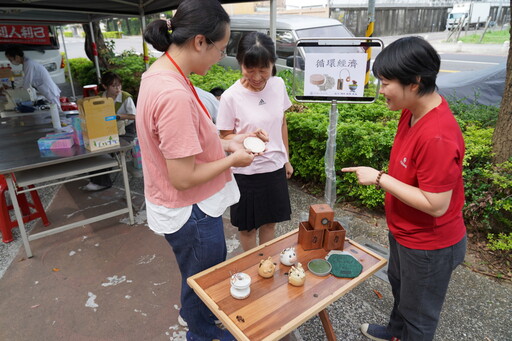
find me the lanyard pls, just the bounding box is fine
[165,51,211,120]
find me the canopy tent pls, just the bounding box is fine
[0,0,278,98]
[0,0,250,24]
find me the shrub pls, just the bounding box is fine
[103,31,123,39]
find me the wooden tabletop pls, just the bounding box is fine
[188,229,387,341]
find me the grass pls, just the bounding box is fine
[458,29,510,44]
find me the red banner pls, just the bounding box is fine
[0,25,50,45]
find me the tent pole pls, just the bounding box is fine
[141,14,149,70]
[89,21,102,84]
[58,26,76,100]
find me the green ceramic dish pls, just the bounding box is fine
[308,258,332,276]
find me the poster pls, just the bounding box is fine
[304,52,367,98]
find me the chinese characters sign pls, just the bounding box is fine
[0,25,50,45]
[304,53,367,98]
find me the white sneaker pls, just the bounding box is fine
[80,182,108,192]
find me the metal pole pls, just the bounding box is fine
[365,0,376,87]
[58,26,76,100]
[269,0,277,52]
[324,100,339,207]
[141,15,149,70]
[89,21,102,84]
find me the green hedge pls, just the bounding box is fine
[103,31,123,39]
[67,53,510,243]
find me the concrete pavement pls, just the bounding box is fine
[0,170,511,340]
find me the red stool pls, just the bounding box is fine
[0,175,50,243]
[83,84,99,97]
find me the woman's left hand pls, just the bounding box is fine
[285,162,294,179]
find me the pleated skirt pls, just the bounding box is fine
[230,166,292,231]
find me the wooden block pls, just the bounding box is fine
[298,221,324,250]
[323,221,346,251]
[308,204,334,230]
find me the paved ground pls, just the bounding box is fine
[1,31,510,340]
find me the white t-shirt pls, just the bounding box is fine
[194,86,219,123]
[145,178,240,234]
[22,57,61,106]
[216,76,292,175]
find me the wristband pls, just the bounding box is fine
[375,170,385,190]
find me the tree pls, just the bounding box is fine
[81,22,110,70]
[491,24,512,163]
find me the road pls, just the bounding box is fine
[61,33,507,74]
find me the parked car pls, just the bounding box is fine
[437,62,505,107]
[219,15,358,72]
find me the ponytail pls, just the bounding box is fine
[143,0,229,53]
[144,19,173,53]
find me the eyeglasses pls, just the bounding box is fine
[207,38,227,58]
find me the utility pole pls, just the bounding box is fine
[365,0,376,87]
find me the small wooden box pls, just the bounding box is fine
[298,221,324,250]
[308,204,334,230]
[323,221,346,251]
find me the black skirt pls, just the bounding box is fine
[231,166,292,231]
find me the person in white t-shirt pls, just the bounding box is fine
[216,31,293,251]
[100,71,137,138]
[5,45,61,107]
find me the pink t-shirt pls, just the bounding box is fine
[136,70,231,208]
[386,97,466,250]
[216,76,292,175]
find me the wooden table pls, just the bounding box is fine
[188,229,387,341]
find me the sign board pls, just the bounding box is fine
[292,38,384,103]
[0,25,50,45]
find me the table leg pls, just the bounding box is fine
[318,309,337,341]
[5,175,32,258]
[120,151,134,225]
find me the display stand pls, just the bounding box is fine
[291,37,384,207]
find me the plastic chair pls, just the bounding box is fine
[0,175,50,243]
[83,84,99,98]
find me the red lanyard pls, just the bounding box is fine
[165,51,212,120]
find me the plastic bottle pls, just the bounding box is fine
[50,103,62,130]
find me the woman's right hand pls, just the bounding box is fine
[230,149,255,167]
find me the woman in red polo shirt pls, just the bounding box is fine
[342,36,466,341]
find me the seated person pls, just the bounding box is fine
[100,71,137,139]
[81,72,136,192]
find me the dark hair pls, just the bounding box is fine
[210,87,224,97]
[236,32,277,76]
[5,45,24,58]
[143,0,230,53]
[372,36,440,96]
[101,71,122,87]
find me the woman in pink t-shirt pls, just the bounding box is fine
[137,2,265,340]
[217,32,293,251]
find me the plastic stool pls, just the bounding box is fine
[83,84,99,97]
[0,175,50,243]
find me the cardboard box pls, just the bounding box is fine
[0,67,13,79]
[37,136,75,150]
[78,97,119,151]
